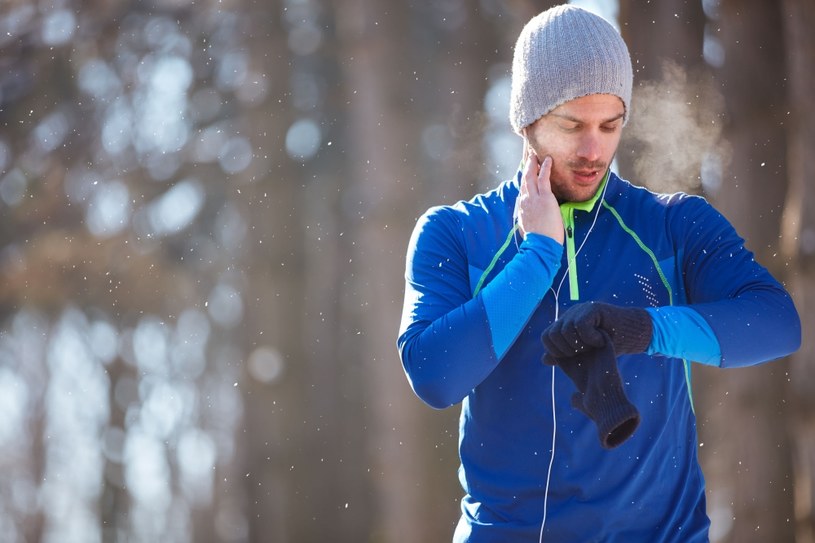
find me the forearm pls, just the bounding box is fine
[399,234,562,408]
[481,234,562,358]
[646,306,721,365]
[692,286,800,367]
[646,285,800,367]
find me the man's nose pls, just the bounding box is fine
[576,133,602,162]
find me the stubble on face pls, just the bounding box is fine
[551,157,610,202]
[525,136,611,203]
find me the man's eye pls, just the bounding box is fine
[601,123,620,133]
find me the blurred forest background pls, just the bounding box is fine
[0,0,812,541]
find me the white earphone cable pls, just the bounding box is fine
[538,177,608,542]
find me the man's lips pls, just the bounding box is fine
[572,169,600,183]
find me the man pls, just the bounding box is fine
[397,4,801,543]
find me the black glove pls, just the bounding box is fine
[543,331,641,449]
[541,301,653,365]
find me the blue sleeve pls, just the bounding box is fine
[668,197,801,368]
[645,306,721,366]
[692,287,799,368]
[482,233,561,359]
[397,209,562,408]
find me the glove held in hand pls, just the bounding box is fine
[547,331,640,449]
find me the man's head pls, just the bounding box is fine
[509,5,633,134]
[510,5,633,202]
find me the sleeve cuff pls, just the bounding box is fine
[645,306,722,366]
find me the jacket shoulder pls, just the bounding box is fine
[609,174,708,207]
[607,174,722,229]
[416,180,516,238]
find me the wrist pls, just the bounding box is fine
[608,306,653,354]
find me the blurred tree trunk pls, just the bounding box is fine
[286,3,375,539]
[232,2,305,542]
[337,2,429,541]
[779,1,815,541]
[617,0,707,184]
[700,1,795,542]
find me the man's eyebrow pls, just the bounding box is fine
[549,112,625,124]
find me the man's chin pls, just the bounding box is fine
[554,187,598,204]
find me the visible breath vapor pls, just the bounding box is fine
[622,61,731,195]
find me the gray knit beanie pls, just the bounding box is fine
[509,5,633,134]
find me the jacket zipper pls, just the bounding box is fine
[561,208,579,300]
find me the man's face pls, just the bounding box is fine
[525,94,625,203]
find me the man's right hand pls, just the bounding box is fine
[518,147,564,245]
[541,301,654,362]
